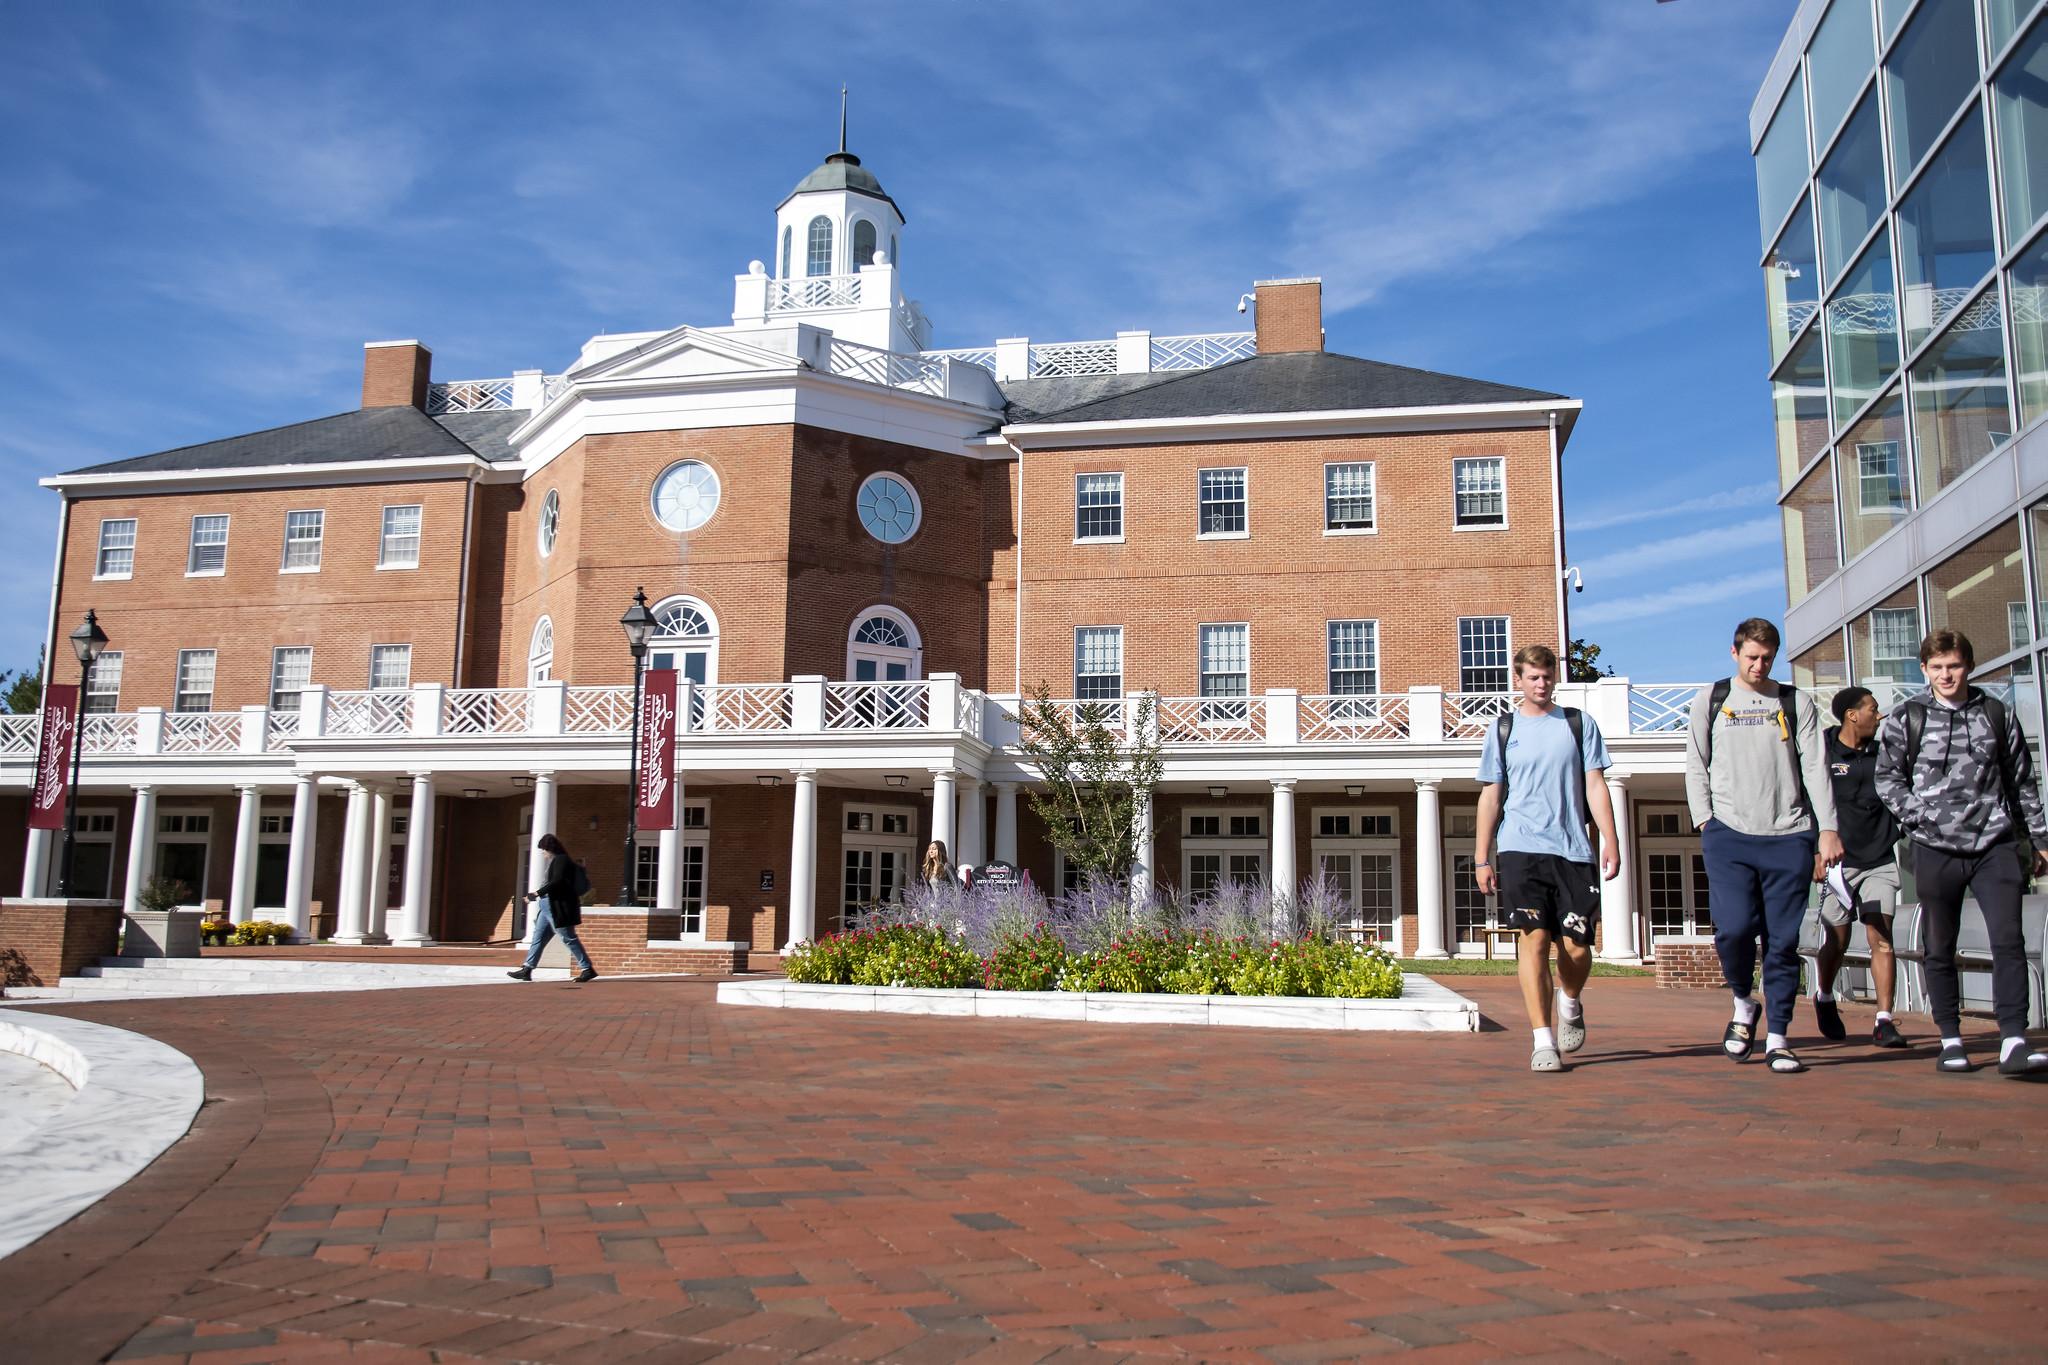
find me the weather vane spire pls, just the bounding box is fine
[838,85,848,153]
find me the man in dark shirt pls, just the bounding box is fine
[1813,686,1906,1048]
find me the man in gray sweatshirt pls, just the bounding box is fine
[1685,618,1841,1074]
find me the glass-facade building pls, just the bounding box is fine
[1757,0,2048,748]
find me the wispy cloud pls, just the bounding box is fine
[1577,516,1780,582]
[1575,569,1784,629]
[1572,481,1779,532]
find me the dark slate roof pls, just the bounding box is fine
[1000,350,1569,427]
[63,405,513,476]
[779,150,901,217]
[996,373,1187,424]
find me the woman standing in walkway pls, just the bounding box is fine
[921,839,956,891]
[509,833,597,983]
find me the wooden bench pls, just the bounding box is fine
[1480,926,1520,960]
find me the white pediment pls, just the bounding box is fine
[567,325,808,386]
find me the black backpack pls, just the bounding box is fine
[1703,678,1810,811]
[571,860,593,900]
[1491,707,1589,838]
[1900,691,2023,835]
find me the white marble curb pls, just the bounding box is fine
[0,1012,205,1261]
[716,974,1480,1032]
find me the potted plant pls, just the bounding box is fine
[125,878,200,958]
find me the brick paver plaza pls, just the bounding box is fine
[3,974,2044,1361]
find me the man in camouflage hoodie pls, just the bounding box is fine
[1873,629,2048,1077]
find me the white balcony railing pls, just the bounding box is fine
[1150,332,1256,371]
[443,688,531,736]
[563,686,633,735]
[83,714,138,754]
[1442,692,1518,740]
[1027,338,1118,378]
[266,711,300,750]
[327,691,411,737]
[824,337,945,396]
[425,378,513,414]
[769,274,862,311]
[1155,695,1264,744]
[697,683,793,733]
[1299,694,1410,743]
[0,713,37,755]
[161,713,240,754]
[825,681,927,730]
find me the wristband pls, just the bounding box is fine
[1473,860,1492,871]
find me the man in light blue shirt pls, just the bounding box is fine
[1473,643,1621,1073]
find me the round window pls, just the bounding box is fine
[537,489,560,557]
[857,473,922,544]
[651,460,722,533]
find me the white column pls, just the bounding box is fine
[955,777,985,871]
[527,772,557,899]
[1413,778,1447,959]
[993,782,1019,864]
[1600,772,1639,962]
[366,786,393,942]
[931,770,958,870]
[1130,790,1154,909]
[22,827,53,898]
[785,768,818,950]
[657,827,683,913]
[282,775,319,941]
[228,784,262,923]
[396,772,436,946]
[123,784,157,915]
[332,784,371,944]
[1271,778,1297,932]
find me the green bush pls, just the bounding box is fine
[847,924,981,989]
[982,922,1068,991]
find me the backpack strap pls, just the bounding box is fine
[1564,706,1590,836]
[1704,677,1733,771]
[1779,683,1812,814]
[1904,698,1927,777]
[1491,710,1516,817]
[1980,692,2024,835]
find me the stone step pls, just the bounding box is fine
[82,962,525,983]
[97,956,519,974]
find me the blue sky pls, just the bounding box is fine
[0,0,1796,685]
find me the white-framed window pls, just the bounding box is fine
[528,616,554,685]
[187,514,229,575]
[847,607,921,684]
[153,807,212,905]
[270,647,312,712]
[1642,828,1713,944]
[649,596,718,725]
[1458,616,1510,693]
[632,801,711,933]
[369,644,412,691]
[1075,626,1123,700]
[806,215,833,276]
[175,649,216,713]
[1198,622,1249,722]
[1311,805,1401,951]
[650,460,721,533]
[84,651,122,714]
[1325,462,1375,532]
[1327,620,1379,695]
[96,519,136,578]
[1198,467,1248,537]
[780,225,792,278]
[537,489,560,557]
[857,473,921,544]
[1870,606,1921,681]
[59,807,118,897]
[852,217,877,267]
[1075,472,1123,541]
[1182,807,1266,900]
[380,504,421,569]
[1452,457,1506,528]
[1855,440,1904,513]
[842,803,916,929]
[281,509,323,571]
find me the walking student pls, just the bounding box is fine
[508,832,598,983]
[1474,643,1621,1073]
[1813,686,1908,1049]
[1686,618,1841,1074]
[1874,630,2048,1077]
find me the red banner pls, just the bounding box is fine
[636,668,677,831]
[29,684,79,830]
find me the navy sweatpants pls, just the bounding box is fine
[1700,819,1816,1034]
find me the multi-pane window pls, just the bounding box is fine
[281,510,323,570]
[370,644,412,691]
[1325,462,1375,531]
[1075,473,1123,540]
[187,514,229,574]
[84,652,122,714]
[380,505,421,568]
[270,647,312,712]
[175,649,217,713]
[1453,458,1506,527]
[1855,441,1904,514]
[634,842,660,905]
[1198,467,1248,535]
[1199,622,1249,721]
[1075,626,1123,700]
[96,519,136,577]
[1870,606,1922,680]
[1327,620,1379,695]
[806,215,833,276]
[1458,617,1510,692]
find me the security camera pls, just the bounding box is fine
[1562,565,1585,594]
[1574,578,1584,594]
[1236,292,1255,315]
[1237,299,1248,314]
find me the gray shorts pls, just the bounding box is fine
[1819,861,1899,928]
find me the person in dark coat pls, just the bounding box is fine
[508,832,597,982]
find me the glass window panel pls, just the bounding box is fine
[1452,457,1506,527]
[1827,228,1901,425]
[2028,501,2048,641]
[1989,0,2044,58]
[1075,473,1122,539]
[370,644,412,691]
[1926,519,2028,659]
[1774,324,1832,487]
[1199,624,1248,696]
[1850,585,1925,685]
[1325,462,1375,530]
[1817,90,1885,277]
[175,649,217,713]
[852,219,876,267]
[1910,293,2012,496]
[1459,617,1510,692]
[1198,467,1247,535]
[1327,620,1379,694]
[1765,194,1822,365]
[188,514,229,574]
[1887,0,1983,179]
[1995,14,2048,244]
[1881,0,1914,40]
[84,651,122,714]
[2012,230,2048,423]
[1838,387,1914,559]
[270,646,312,711]
[1757,71,1811,248]
[1075,627,1122,699]
[1972,662,2044,800]
[96,518,136,577]
[1808,0,1877,149]
[1783,455,1840,602]
[283,509,323,570]
[380,505,421,568]
[806,215,833,276]
[1791,632,1850,690]
[1895,105,1996,348]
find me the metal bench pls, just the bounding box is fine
[1802,894,2046,1026]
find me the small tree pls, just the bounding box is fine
[1566,638,1614,683]
[1013,686,1163,885]
[2,647,44,714]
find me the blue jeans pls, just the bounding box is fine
[1701,819,1815,1034]
[522,897,592,972]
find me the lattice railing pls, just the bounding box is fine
[161,712,241,754]
[925,346,995,372]
[1029,339,1118,377]
[1151,331,1255,370]
[443,688,532,736]
[824,337,945,396]
[1299,694,1410,743]
[1629,685,1703,734]
[563,686,633,734]
[825,681,928,730]
[1017,698,1128,741]
[425,378,514,414]
[327,691,412,737]
[542,373,571,403]
[1154,695,1263,743]
[82,713,138,754]
[898,299,932,350]
[955,688,985,739]
[0,713,37,755]
[697,684,793,733]
[1442,692,1519,740]
[769,274,862,311]
[266,710,300,750]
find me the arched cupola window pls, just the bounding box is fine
[780,226,792,278]
[852,219,877,268]
[806,216,834,276]
[890,233,898,265]
[528,616,555,685]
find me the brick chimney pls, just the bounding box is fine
[362,340,433,409]
[1252,278,1323,354]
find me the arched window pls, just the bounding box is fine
[780,226,792,278]
[890,233,898,265]
[852,219,877,268]
[648,597,718,723]
[806,215,833,276]
[528,616,554,685]
[846,607,921,681]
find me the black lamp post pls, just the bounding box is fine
[618,587,656,905]
[58,609,110,897]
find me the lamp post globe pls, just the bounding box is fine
[618,588,654,905]
[58,609,110,898]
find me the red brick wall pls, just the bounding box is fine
[0,899,122,989]
[1655,938,1723,990]
[1254,280,1322,354]
[362,343,431,409]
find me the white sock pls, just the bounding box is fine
[1732,996,1758,1025]
[1942,1036,1964,1051]
[1533,1027,1557,1051]
[1558,992,1583,1022]
[2000,1037,2043,1063]
[1876,1011,1893,1022]
[1766,1032,1788,1053]
[1813,990,1834,1003]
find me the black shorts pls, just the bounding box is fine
[1497,852,1600,946]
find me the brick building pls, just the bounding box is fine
[3,142,1711,967]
